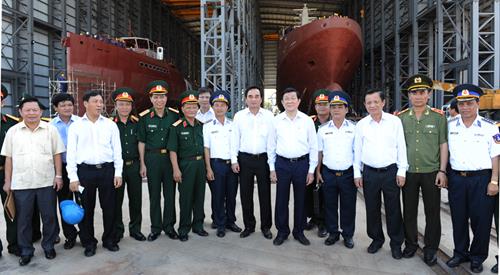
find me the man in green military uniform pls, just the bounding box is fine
[111,88,146,242]
[167,90,208,242]
[397,74,448,266]
[137,80,180,241]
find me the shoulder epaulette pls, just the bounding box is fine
[139,109,151,117]
[130,115,139,122]
[172,119,183,127]
[396,108,409,116]
[5,114,20,122]
[41,117,51,122]
[448,116,459,123]
[430,108,444,116]
[168,107,179,114]
[481,117,495,125]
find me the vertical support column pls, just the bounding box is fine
[495,0,500,88]
[471,0,479,85]
[369,0,375,88]
[394,0,401,110]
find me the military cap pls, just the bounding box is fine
[405,74,433,92]
[179,90,198,105]
[17,93,47,110]
[210,90,230,106]
[328,90,351,107]
[112,87,135,102]
[312,89,330,104]
[453,83,483,102]
[145,80,169,95]
[1,84,8,100]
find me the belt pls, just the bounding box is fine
[78,162,114,169]
[124,159,138,166]
[211,158,231,164]
[182,155,203,161]
[452,169,491,177]
[0,165,3,171]
[365,163,396,172]
[146,148,168,154]
[277,154,308,163]
[325,166,353,177]
[239,152,267,159]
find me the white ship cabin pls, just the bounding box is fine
[119,37,164,60]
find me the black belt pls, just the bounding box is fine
[239,152,267,159]
[452,169,491,177]
[181,155,203,161]
[124,159,138,166]
[365,163,396,172]
[78,162,114,169]
[211,158,231,164]
[146,148,168,154]
[325,166,353,177]
[277,154,308,163]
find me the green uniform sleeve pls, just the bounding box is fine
[137,116,147,142]
[166,125,178,152]
[438,114,447,144]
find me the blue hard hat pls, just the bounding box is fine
[60,200,84,225]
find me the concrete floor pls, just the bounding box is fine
[0,180,494,274]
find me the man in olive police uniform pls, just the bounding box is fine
[137,80,180,241]
[111,88,146,242]
[446,84,499,273]
[168,90,208,242]
[397,74,448,266]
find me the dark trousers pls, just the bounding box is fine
[210,159,238,230]
[77,163,116,248]
[275,156,308,238]
[178,159,206,235]
[403,171,441,253]
[57,163,78,241]
[322,166,356,238]
[305,180,324,225]
[115,160,142,236]
[238,153,272,231]
[15,186,58,256]
[363,164,404,248]
[448,170,495,263]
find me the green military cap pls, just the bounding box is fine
[312,89,331,104]
[179,90,199,105]
[405,74,433,92]
[145,80,169,95]
[1,84,8,100]
[112,87,135,102]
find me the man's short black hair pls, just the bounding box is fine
[18,97,46,110]
[364,88,385,101]
[52,93,75,107]
[282,87,301,99]
[244,86,264,98]
[198,87,213,96]
[83,90,102,102]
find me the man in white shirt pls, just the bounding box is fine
[2,95,65,266]
[353,89,408,259]
[316,91,356,249]
[67,90,123,257]
[268,87,318,246]
[196,87,215,124]
[231,86,274,239]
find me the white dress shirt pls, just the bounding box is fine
[317,119,355,170]
[354,112,408,178]
[203,117,232,159]
[196,107,216,124]
[448,115,500,170]
[267,111,318,173]
[66,114,123,182]
[230,107,275,164]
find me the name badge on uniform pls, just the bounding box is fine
[474,133,484,137]
[493,133,500,144]
[211,130,219,134]
[425,125,435,128]
[325,132,333,135]
[450,131,459,135]
[148,125,157,128]
[181,132,189,135]
[345,130,353,134]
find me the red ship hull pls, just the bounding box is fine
[277,16,363,113]
[64,32,187,115]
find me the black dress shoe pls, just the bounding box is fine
[324,234,339,246]
[64,239,76,249]
[262,229,273,239]
[391,247,403,260]
[103,243,120,252]
[8,246,21,256]
[179,234,188,242]
[54,236,61,244]
[19,255,32,266]
[470,262,483,273]
[226,223,242,233]
[211,222,217,229]
[84,246,96,257]
[424,251,437,266]
[367,242,382,254]
[44,249,56,259]
[193,229,209,237]
[216,229,225,238]
[317,224,328,238]
[305,220,316,231]
[130,232,147,241]
[273,236,286,246]
[491,263,498,273]
[147,232,161,242]
[343,237,354,249]
[240,229,255,238]
[294,235,311,246]
[166,230,179,240]
[446,256,470,268]
[402,247,417,258]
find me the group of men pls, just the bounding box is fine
[0,75,498,273]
